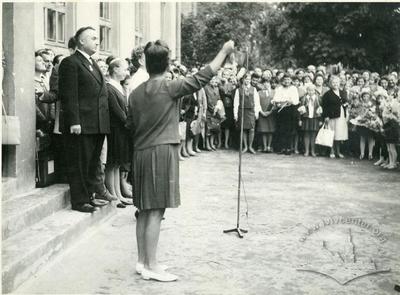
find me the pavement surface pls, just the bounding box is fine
[15,150,400,295]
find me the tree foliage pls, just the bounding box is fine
[181,3,400,72]
[262,3,400,71]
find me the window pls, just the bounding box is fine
[99,2,112,52]
[99,25,111,51]
[100,2,110,20]
[44,3,66,44]
[135,2,145,46]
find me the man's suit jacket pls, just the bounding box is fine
[58,51,110,134]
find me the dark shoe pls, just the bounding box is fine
[116,202,126,208]
[89,198,109,207]
[135,210,139,219]
[72,203,97,213]
[95,190,118,201]
[122,190,133,199]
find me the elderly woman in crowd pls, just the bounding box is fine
[126,39,235,282]
[321,75,349,158]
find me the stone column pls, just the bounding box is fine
[2,3,36,194]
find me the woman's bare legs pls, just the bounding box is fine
[224,128,230,149]
[360,135,366,159]
[143,208,166,271]
[368,135,375,160]
[310,132,317,156]
[303,132,310,156]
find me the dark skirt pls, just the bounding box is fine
[356,126,375,138]
[301,117,320,132]
[221,107,235,129]
[237,108,255,130]
[133,144,180,210]
[185,118,195,139]
[383,121,400,144]
[106,127,130,166]
[257,113,276,133]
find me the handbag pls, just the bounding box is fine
[2,102,21,145]
[190,120,201,136]
[315,123,334,147]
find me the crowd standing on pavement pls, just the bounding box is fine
[34,27,400,213]
[32,25,400,283]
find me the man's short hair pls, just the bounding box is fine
[68,37,77,50]
[74,26,95,43]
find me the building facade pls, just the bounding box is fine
[1,2,181,196]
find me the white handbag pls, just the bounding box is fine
[315,123,334,147]
[2,102,21,145]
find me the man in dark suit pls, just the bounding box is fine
[59,27,116,213]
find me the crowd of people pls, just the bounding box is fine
[167,61,400,170]
[32,25,399,282]
[34,32,400,214]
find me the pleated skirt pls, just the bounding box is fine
[301,117,320,132]
[133,144,180,210]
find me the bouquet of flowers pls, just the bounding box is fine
[380,96,400,125]
[348,86,363,121]
[297,105,306,115]
[350,92,383,133]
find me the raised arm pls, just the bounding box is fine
[168,41,235,99]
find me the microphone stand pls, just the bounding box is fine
[223,46,249,238]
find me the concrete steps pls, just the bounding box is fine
[1,184,117,293]
[2,184,71,240]
[2,177,17,201]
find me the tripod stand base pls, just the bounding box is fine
[223,227,248,238]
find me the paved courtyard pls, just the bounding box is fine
[15,150,400,295]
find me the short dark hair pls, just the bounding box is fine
[68,37,77,50]
[74,26,95,44]
[144,40,170,75]
[379,76,389,86]
[131,46,145,69]
[105,55,116,66]
[251,72,261,80]
[53,54,64,66]
[270,77,279,84]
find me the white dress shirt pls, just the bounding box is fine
[128,67,149,95]
[76,49,93,64]
[272,85,299,105]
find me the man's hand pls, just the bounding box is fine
[70,124,81,135]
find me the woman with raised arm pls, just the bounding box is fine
[126,40,235,282]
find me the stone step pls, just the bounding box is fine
[1,177,17,201]
[2,204,117,293]
[2,184,70,240]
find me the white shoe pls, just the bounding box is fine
[141,268,178,282]
[136,263,168,275]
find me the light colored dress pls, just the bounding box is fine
[328,106,348,141]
